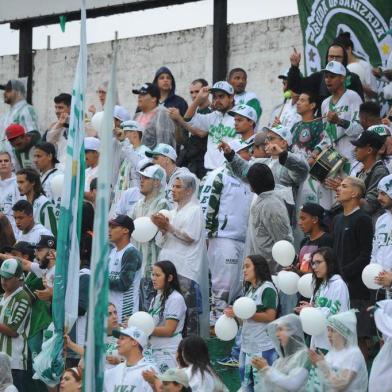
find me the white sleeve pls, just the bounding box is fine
[164,293,186,321]
[188,112,212,133]
[265,367,309,392]
[30,262,45,278]
[342,94,363,138]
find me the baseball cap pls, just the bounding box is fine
[138,164,166,183]
[113,105,131,122]
[5,123,26,140]
[278,68,289,79]
[112,326,148,348]
[132,83,160,101]
[210,81,234,95]
[36,235,56,250]
[121,120,145,133]
[84,137,101,152]
[158,368,189,387]
[0,80,25,94]
[0,258,23,279]
[351,131,385,150]
[323,61,346,76]
[229,139,251,153]
[145,143,177,161]
[264,124,292,145]
[35,142,60,163]
[367,124,391,137]
[228,104,258,123]
[109,215,135,233]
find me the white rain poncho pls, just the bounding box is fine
[259,314,310,392]
[369,300,392,392]
[315,310,368,392]
[0,353,14,392]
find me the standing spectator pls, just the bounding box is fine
[175,78,209,179]
[146,144,189,207]
[0,258,32,392]
[153,174,209,336]
[16,168,57,236]
[228,68,262,122]
[183,81,237,170]
[0,151,21,234]
[44,93,71,171]
[228,104,257,144]
[108,215,142,323]
[288,43,364,114]
[5,123,41,170]
[245,163,293,274]
[152,66,188,116]
[133,83,176,149]
[0,352,18,392]
[12,200,52,244]
[104,326,157,392]
[0,79,39,138]
[131,164,169,310]
[333,177,374,358]
[84,137,100,196]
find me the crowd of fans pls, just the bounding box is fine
[0,30,392,391]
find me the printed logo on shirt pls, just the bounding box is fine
[113,386,137,392]
[209,123,236,144]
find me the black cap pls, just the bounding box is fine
[36,235,56,249]
[7,241,36,259]
[35,142,60,163]
[132,83,160,101]
[0,81,12,91]
[351,131,385,150]
[109,215,135,233]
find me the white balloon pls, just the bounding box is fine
[214,315,238,341]
[300,307,327,336]
[128,311,155,336]
[277,271,299,295]
[297,273,313,298]
[271,275,279,290]
[272,240,296,267]
[132,217,158,243]
[91,111,104,133]
[159,209,170,218]
[233,297,256,320]
[362,264,383,290]
[50,174,64,200]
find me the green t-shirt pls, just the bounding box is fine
[291,119,324,157]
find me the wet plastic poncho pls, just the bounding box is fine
[315,310,368,392]
[0,353,14,392]
[260,314,310,392]
[369,300,392,392]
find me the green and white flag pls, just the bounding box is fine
[83,44,117,392]
[33,0,87,386]
[297,0,392,74]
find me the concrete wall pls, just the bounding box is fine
[0,15,302,131]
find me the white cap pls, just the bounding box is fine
[0,258,23,279]
[228,104,258,123]
[210,81,234,95]
[145,143,177,161]
[138,164,166,182]
[84,137,101,152]
[264,124,292,145]
[112,326,148,348]
[158,368,189,387]
[229,139,251,153]
[113,105,131,122]
[121,120,145,133]
[323,61,346,76]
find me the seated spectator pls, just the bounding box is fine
[59,366,83,392]
[5,123,41,170]
[133,83,176,149]
[152,66,188,116]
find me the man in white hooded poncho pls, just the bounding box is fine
[308,310,368,392]
[252,314,310,392]
[153,173,209,337]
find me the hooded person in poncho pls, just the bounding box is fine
[369,300,392,392]
[252,314,310,392]
[308,310,368,392]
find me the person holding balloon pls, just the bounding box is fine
[251,314,310,392]
[224,254,278,392]
[147,260,187,373]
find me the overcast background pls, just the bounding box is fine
[0,0,298,55]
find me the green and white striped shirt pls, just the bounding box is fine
[0,287,32,370]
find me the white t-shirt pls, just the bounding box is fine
[40,168,62,219]
[157,201,206,283]
[0,175,21,235]
[17,223,53,245]
[85,166,98,192]
[371,210,392,271]
[104,358,157,392]
[29,263,55,288]
[148,290,186,351]
[184,366,228,392]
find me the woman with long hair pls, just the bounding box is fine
[148,260,187,372]
[177,336,228,391]
[295,247,349,353]
[225,255,278,392]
